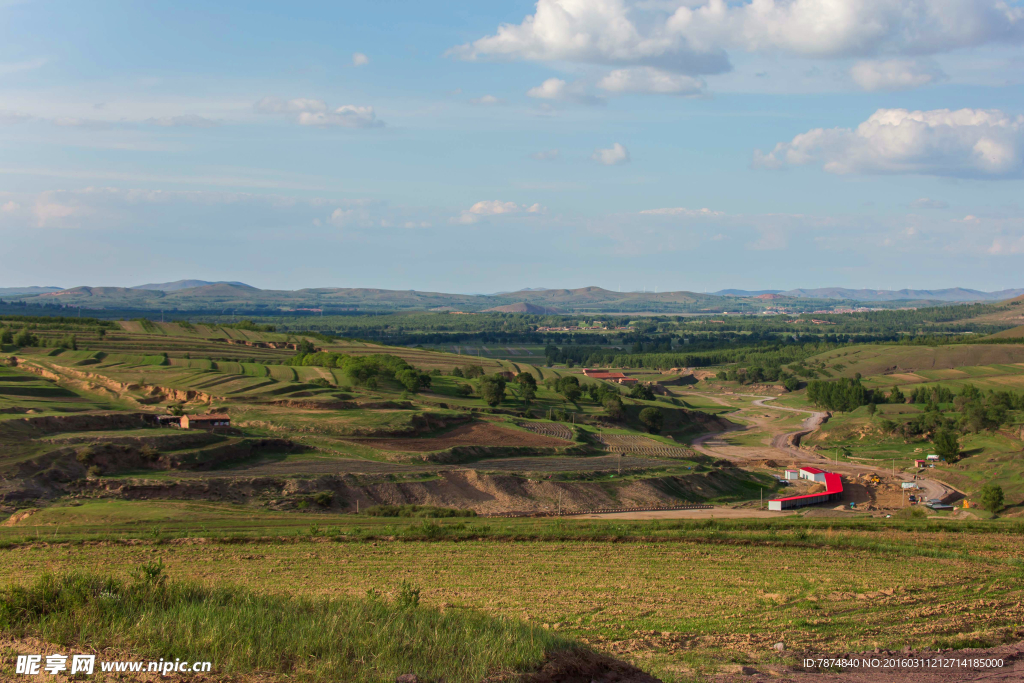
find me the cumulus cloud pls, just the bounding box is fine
[598,67,704,95]
[1,201,18,212]
[669,0,1023,59]
[526,77,604,105]
[469,94,504,105]
[145,114,219,128]
[640,207,723,216]
[352,52,369,66]
[849,59,946,92]
[911,198,949,209]
[530,149,560,161]
[754,108,1024,178]
[451,0,1024,92]
[256,97,384,128]
[450,0,729,75]
[592,143,630,166]
[457,200,543,224]
[527,78,567,99]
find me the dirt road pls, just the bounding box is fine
[689,393,959,506]
[753,396,960,504]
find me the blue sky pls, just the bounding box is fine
[1,0,1023,293]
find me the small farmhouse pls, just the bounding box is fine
[180,413,230,430]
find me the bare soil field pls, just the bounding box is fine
[347,422,571,452]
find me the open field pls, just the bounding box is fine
[2,507,1024,681]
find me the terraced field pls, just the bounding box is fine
[597,434,696,458]
[517,421,574,439]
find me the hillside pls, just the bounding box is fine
[483,302,564,314]
[6,284,759,314]
[792,344,1024,391]
[133,279,251,291]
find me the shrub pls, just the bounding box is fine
[639,407,663,434]
[315,491,334,507]
[980,484,1005,513]
[87,465,103,477]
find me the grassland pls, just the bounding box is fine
[3,504,1024,681]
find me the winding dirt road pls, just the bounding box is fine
[689,392,959,506]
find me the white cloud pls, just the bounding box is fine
[526,77,603,105]
[911,198,949,209]
[352,52,370,66]
[457,200,544,224]
[849,59,945,92]
[297,105,383,128]
[527,78,567,99]
[452,0,1024,92]
[33,197,83,228]
[145,114,219,128]
[592,142,630,166]
[754,108,1024,178]
[598,67,704,95]
[670,0,1024,59]
[640,207,723,216]
[530,149,560,161]
[1,201,18,212]
[450,0,730,75]
[469,94,504,105]
[255,97,383,128]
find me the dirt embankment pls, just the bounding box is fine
[1,435,297,504]
[7,412,150,434]
[58,467,753,515]
[15,358,215,406]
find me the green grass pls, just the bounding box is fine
[3,517,1024,681]
[0,570,570,683]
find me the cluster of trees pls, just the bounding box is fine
[450,365,486,379]
[0,327,40,347]
[806,377,872,412]
[716,366,799,390]
[288,351,431,392]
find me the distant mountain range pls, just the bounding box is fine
[2,283,1021,314]
[0,286,63,297]
[714,288,1024,302]
[132,279,252,291]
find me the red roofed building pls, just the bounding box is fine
[769,472,843,511]
[582,369,638,386]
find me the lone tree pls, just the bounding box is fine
[933,428,961,462]
[639,407,664,434]
[516,372,537,405]
[479,375,506,407]
[979,484,1005,513]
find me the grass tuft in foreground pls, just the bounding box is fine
[0,563,574,682]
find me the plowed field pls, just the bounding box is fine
[348,422,571,452]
